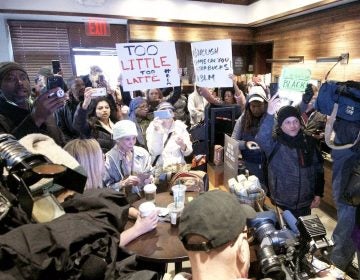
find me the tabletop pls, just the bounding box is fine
[124,192,198,264]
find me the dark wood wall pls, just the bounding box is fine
[128,20,254,44]
[254,1,360,81]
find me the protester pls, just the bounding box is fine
[232,86,268,185]
[128,97,151,148]
[55,77,85,142]
[73,87,116,153]
[255,94,324,218]
[0,61,66,145]
[146,101,192,170]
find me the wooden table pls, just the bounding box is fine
[124,192,198,274]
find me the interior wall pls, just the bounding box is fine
[128,20,254,44]
[254,1,360,81]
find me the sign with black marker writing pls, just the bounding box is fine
[191,39,233,88]
[116,41,180,91]
[278,67,311,105]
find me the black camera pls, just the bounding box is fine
[0,134,86,223]
[47,75,65,97]
[248,210,334,280]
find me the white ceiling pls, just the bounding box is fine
[0,0,357,27]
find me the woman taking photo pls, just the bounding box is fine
[73,87,116,153]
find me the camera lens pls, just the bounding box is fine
[56,89,64,98]
[258,245,283,276]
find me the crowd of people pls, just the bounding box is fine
[0,60,358,279]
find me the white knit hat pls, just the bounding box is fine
[113,120,138,140]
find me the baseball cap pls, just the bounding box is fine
[247,86,268,103]
[179,190,256,251]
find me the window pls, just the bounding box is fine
[8,21,73,82]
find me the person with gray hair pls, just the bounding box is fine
[103,119,152,197]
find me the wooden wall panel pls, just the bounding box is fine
[128,20,254,44]
[254,2,360,81]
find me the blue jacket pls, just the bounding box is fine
[255,113,324,209]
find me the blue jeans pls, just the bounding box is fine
[330,148,359,271]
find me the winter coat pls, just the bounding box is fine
[103,145,152,192]
[255,113,324,210]
[146,120,193,168]
[73,103,114,153]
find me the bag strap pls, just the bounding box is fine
[152,132,173,166]
[324,103,360,150]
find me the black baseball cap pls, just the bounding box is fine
[179,190,256,251]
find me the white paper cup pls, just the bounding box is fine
[144,184,157,203]
[171,184,187,208]
[139,201,156,218]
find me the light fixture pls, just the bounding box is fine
[266,56,304,63]
[316,53,349,64]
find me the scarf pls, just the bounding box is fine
[275,129,315,168]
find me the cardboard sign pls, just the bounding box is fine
[279,67,311,92]
[191,39,233,88]
[223,134,239,191]
[116,41,180,91]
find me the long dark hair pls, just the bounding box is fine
[87,97,116,137]
[240,101,267,135]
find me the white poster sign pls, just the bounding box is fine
[191,39,233,88]
[116,41,180,91]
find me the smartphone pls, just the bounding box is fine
[154,109,173,119]
[98,74,105,83]
[47,76,65,98]
[91,87,107,98]
[47,75,65,90]
[51,60,61,74]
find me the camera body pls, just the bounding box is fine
[248,211,334,280]
[47,75,65,98]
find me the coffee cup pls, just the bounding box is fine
[167,202,184,226]
[171,184,187,209]
[144,184,157,203]
[139,201,156,218]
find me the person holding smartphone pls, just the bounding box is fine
[146,101,192,171]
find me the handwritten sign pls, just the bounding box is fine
[191,39,233,88]
[116,41,180,91]
[279,67,311,92]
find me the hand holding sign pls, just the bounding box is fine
[278,67,311,105]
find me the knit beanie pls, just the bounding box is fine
[0,62,29,86]
[277,106,301,126]
[113,120,138,140]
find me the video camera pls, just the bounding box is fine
[247,208,335,280]
[0,134,87,223]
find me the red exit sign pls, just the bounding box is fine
[85,19,110,36]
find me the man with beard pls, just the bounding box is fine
[0,61,66,145]
[55,77,85,142]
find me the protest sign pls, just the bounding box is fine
[116,41,180,91]
[279,67,311,92]
[191,39,233,88]
[278,67,311,104]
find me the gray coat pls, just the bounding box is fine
[255,113,324,209]
[103,145,152,192]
